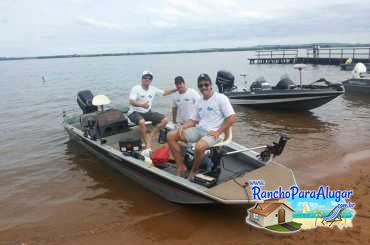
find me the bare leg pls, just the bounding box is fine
[138,119,151,148]
[167,129,187,176]
[188,139,209,180]
[151,117,168,140]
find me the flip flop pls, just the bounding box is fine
[187,173,195,182]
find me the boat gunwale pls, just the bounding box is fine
[225,90,344,100]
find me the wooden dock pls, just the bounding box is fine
[249,47,370,65]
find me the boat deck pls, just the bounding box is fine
[69,119,267,187]
[103,130,264,185]
[207,162,295,201]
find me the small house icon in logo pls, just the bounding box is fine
[247,198,302,233]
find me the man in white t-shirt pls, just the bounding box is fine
[171,76,200,125]
[128,71,176,149]
[167,73,236,179]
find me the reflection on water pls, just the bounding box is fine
[343,94,370,109]
[233,105,338,156]
[236,106,337,134]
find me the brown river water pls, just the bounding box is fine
[0,51,369,244]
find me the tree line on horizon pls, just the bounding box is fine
[1,42,369,61]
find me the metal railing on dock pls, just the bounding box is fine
[251,49,298,64]
[249,47,370,65]
[256,49,298,59]
[306,47,370,59]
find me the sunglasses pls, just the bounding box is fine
[198,83,211,89]
[143,76,153,80]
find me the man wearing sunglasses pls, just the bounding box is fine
[167,73,236,179]
[128,71,177,150]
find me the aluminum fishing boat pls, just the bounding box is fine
[63,90,297,205]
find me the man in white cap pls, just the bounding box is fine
[128,71,176,150]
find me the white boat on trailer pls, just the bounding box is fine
[63,91,297,205]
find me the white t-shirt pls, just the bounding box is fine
[192,92,235,131]
[128,85,164,114]
[172,88,200,124]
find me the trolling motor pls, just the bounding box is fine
[258,134,289,161]
[223,134,289,162]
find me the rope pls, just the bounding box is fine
[232,178,250,201]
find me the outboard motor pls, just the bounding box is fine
[216,70,236,93]
[352,62,367,78]
[77,90,98,114]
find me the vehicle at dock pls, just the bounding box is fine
[63,91,296,204]
[215,69,344,111]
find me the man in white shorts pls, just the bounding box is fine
[128,71,177,149]
[167,73,236,179]
[171,76,200,125]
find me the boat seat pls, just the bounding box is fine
[212,127,232,148]
[179,127,232,185]
[95,109,129,138]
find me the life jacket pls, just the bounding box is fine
[151,145,170,166]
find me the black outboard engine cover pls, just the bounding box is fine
[250,81,264,91]
[216,70,236,93]
[77,90,98,114]
[275,78,296,90]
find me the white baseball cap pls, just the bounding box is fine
[142,71,153,79]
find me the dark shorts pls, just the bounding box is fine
[128,111,165,125]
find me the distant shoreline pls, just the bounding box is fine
[1,43,369,61]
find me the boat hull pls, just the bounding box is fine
[226,91,343,111]
[65,127,216,204]
[63,116,296,205]
[343,79,370,95]
[340,63,370,71]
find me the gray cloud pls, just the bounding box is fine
[0,0,369,56]
[78,16,124,31]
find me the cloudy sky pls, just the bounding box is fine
[1,0,370,56]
